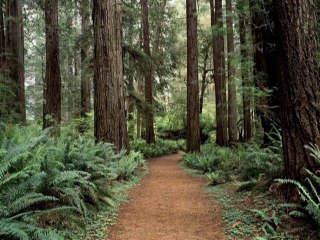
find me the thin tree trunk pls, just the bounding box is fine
[0,3,5,68]
[80,0,91,118]
[0,3,6,119]
[226,0,238,143]
[141,0,155,144]
[43,0,61,130]
[239,0,252,142]
[67,55,73,121]
[199,51,209,114]
[213,0,228,146]
[274,1,320,181]
[186,0,200,152]
[93,0,129,151]
[137,107,141,139]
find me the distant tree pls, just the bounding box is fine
[0,1,6,119]
[226,0,238,143]
[212,0,228,146]
[80,0,91,118]
[43,0,61,130]
[250,0,280,146]
[239,0,252,142]
[141,0,155,144]
[93,0,129,151]
[6,0,25,123]
[186,0,200,152]
[274,1,320,181]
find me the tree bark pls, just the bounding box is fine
[186,0,200,152]
[213,0,228,146]
[93,0,129,151]
[0,3,5,68]
[239,0,252,142]
[141,0,155,144]
[226,0,238,143]
[43,0,61,130]
[80,0,91,118]
[274,1,320,181]
[0,3,6,120]
[6,0,25,123]
[199,50,209,114]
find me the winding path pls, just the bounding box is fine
[108,152,226,240]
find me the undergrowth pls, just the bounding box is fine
[0,124,146,240]
[276,143,320,233]
[131,139,184,158]
[182,132,319,239]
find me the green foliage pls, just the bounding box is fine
[0,124,146,239]
[252,209,282,239]
[112,151,145,181]
[131,139,181,158]
[183,152,220,173]
[276,144,320,227]
[206,172,221,185]
[183,132,283,183]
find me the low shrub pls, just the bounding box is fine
[0,124,145,239]
[183,136,283,184]
[131,139,181,158]
[277,144,320,227]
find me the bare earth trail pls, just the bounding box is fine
[108,152,226,240]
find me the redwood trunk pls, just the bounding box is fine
[93,0,129,151]
[0,3,6,119]
[43,0,61,129]
[274,1,320,180]
[226,0,238,143]
[213,0,228,146]
[141,0,155,144]
[239,0,252,142]
[80,0,91,118]
[186,0,200,152]
[199,51,209,115]
[6,0,25,123]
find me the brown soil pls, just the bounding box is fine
[108,152,226,240]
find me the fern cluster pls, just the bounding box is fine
[276,143,320,227]
[0,124,145,239]
[182,132,283,185]
[131,139,182,158]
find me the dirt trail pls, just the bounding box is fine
[108,152,226,240]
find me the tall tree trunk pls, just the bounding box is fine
[127,56,135,138]
[226,0,238,143]
[93,0,129,151]
[199,50,209,114]
[0,3,5,67]
[6,0,25,123]
[141,0,155,144]
[43,0,61,130]
[80,0,91,118]
[67,55,74,121]
[213,0,228,146]
[127,0,136,139]
[186,0,200,152]
[274,1,320,181]
[0,3,6,119]
[239,0,252,142]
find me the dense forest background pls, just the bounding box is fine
[0,0,320,239]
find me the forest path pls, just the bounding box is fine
[108,152,226,240]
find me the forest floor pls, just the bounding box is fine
[108,152,226,240]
